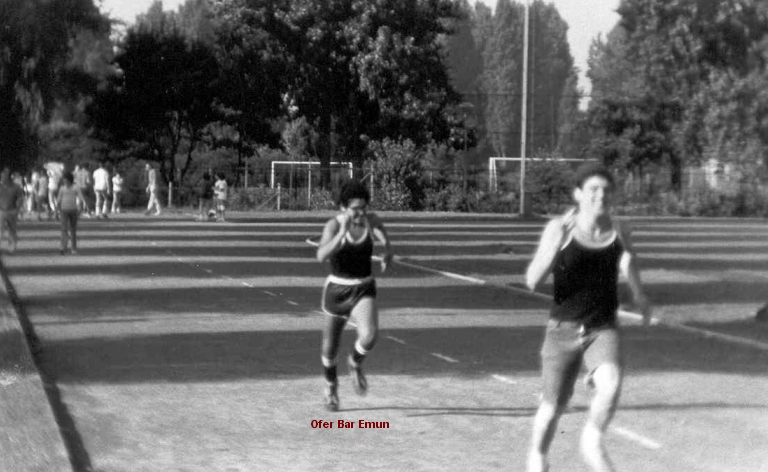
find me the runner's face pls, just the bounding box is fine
[575,175,613,216]
[343,198,368,223]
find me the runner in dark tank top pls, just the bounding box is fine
[524,162,652,472]
[316,180,392,412]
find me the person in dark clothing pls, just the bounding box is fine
[315,180,393,412]
[524,162,651,472]
[197,172,214,221]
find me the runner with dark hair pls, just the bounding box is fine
[316,180,393,411]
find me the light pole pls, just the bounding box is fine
[519,0,530,216]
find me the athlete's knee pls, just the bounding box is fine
[592,364,622,399]
[357,329,377,351]
[588,364,622,429]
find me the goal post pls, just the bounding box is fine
[488,157,596,192]
[270,161,354,189]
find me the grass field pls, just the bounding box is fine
[1,211,767,471]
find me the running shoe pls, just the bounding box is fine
[348,356,367,396]
[324,382,339,412]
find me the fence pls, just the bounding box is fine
[218,162,768,216]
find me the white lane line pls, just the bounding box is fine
[611,425,662,450]
[395,257,487,284]
[491,374,518,385]
[386,336,406,345]
[241,282,253,288]
[286,301,299,306]
[389,253,768,352]
[263,291,277,297]
[430,353,459,364]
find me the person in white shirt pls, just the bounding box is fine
[214,173,228,222]
[145,163,162,216]
[111,171,124,214]
[92,162,111,218]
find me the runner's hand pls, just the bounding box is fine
[338,213,352,235]
[636,295,652,326]
[380,253,393,273]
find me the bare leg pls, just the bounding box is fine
[348,297,378,395]
[350,297,378,352]
[580,363,622,472]
[527,400,565,472]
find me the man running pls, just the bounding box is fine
[316,180,393,411]
[525,162,651,472]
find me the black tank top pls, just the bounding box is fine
[330,220,373,279]
[550,229,623,327]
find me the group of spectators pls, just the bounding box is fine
[12,162,126,222]
[1,161,231,255]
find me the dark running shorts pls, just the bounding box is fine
[321,275,377,318]
[540,319,622,406]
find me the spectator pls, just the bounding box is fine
[214,173,228,222]
[145,163,162,216]
[0,167,25,253]
[111,170,124,214]
[92,161,111,218]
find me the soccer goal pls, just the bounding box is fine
[488,157,595,192]
[269,161,354,189]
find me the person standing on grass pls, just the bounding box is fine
[214,172,228,222]
[524,162,651,472]
[316,180,393,412]
[0,167,25,254]
[57,171,85,255]
[145,163,162,216]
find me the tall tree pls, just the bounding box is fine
[587,0,768,189]
[0,0,108,170]
[253,0,464,185]
[479,0,575,158]
[90,19,221,186]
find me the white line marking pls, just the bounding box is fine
[304,236,768,351]
[286,301,299,306]
[611,425,662,450]
[491,374,518,385]
[430,353,459,363]
[386,336,406,345]
[395,257,487,284]
[399,257,768,352]
[263,291,277,297]
[203,269,213,274]
[241,282,253,288]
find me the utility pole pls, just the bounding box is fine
[519,0,530,216]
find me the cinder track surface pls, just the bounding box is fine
[2,211,767,471]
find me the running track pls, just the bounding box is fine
[1,212,767,471]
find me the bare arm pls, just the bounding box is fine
[525,218,567,291]
[316,216,350,263]
[368,213,393,272]
[617,222,652,323]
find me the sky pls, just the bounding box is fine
[98,0,621,98]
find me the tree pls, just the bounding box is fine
[0,0,109,170]
[478,0,576,159]
[253,0,464,186]
[587,0,768,190]
[210,0,285,186]
[90,20,221,187]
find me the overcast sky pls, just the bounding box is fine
[98,0,621,97]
